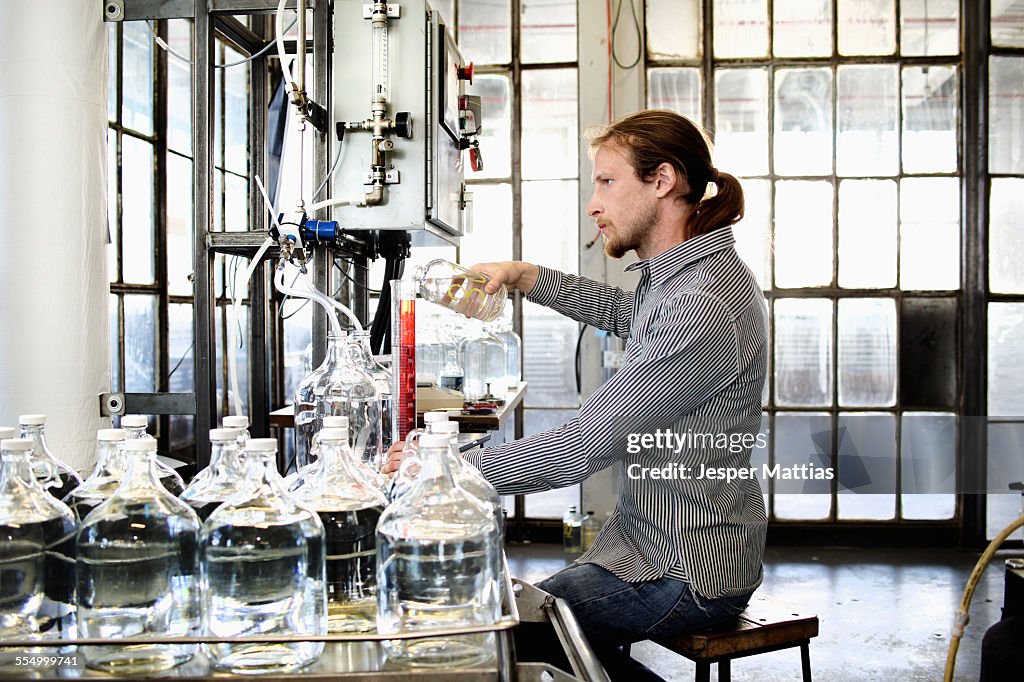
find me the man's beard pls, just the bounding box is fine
[603,200,657,259]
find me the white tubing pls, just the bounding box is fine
[308,195,361,212]
[275,264,343,335]
[227,237,276,417]
[0,1,109,473]
[302,272,363,331]
[275,0,295,91]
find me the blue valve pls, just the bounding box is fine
[300,219,339,244]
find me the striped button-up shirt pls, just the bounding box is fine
[464,226,768,599]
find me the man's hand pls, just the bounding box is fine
[470,261,541,296]
[382,440,409,475]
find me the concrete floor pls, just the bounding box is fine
[506,543,1019,681]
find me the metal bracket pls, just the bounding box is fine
[364,169,401,185]
[100,392,197,416]
[362,3,401,18]
[100,392,126,416]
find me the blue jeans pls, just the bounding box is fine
[530,563,752,681]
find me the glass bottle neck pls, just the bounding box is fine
[0,451,37,491]
[92,442,125,478]
[124,426,147,439]
[20,425,56,461]
[415,444,456,486]
[245,451,288,494]
[118,449,166,493]
[208,441,239,479]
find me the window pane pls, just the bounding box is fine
[773,412,832,519]
[107,129,119,284]
[774,298,833,407]
[837,413,896,519]
[902,65,958,173]
[989,56,1024,174]
[214,168,224,233]
[772,0,832,57]
[225,173,248,232]
[108,25,117,122]
[774,180,833,288]
[901,412,955,520]
[837,65,899,177]
[838,298,897,407]
[458,0,511,65]
[987,423,1024,540]
[734,178,771,290]
[899,177,959,290]
[713,0,768,58]
[991,178,1024,294]
[520,0,576,64]
[169,303,194,393]
[838,0,895,55]
[992,1,1024,47]
[122,21,154,134]
[647,68,702,123]
[109,294,121,392]
[523,301,580,408]
[774,68,833,176]
[124,295,157,393]
[522,180,579,274]
[646,0,700,60]
[121,135,155,285]
[168,20,192,155]
[467,75,511,179]
[462,183,513,267]
[988,303,1024,417]
[901,0,958,56]
[838,180,897,288]
[714,68,769,176]
[167,153,194,297]
[900,298,957,408]
[523,409,579,518]
[522,69,578,180]
[224,46,248,175]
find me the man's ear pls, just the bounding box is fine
[653,162,683,198]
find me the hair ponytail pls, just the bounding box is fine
[690,170,744,239]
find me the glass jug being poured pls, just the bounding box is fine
[414,259,507,322]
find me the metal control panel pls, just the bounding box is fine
[331,0,467,246]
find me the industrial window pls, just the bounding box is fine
[646,0,966,527]
[107,19,252,458]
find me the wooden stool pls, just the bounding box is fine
[632,597,819,682]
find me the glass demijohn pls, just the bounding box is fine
[63,429,128,522]
[0,438,77,640]
[18,414,81,500]
[76,437,201,673]
[201,438,326,673]
[415,259,508,322]
[290,427,387,633]
[324,336,383,472]
[293,333,346,469]
[179,429,246,520]
[377,433,502,667]
[120,414,186,495]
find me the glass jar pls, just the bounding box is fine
[377,433,501,667]
[437,348,465,393]
[350,329,394,451]
[179,429,247,521]
[290,427,387,633]
[387,411,450,502]
[0,438,78,640]
[324,336,383,472]
[462,324,508,400]
[63,429,128,522]
[201,438,326,673]
[414,259,508,322]
[433,421,502,535]
[562,506,583,554]
[76,437,201,673]
[492,319,522,389]
[293,333,346,469]
[18,414,81,500]
[120,415,186,496]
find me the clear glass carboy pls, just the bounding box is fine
[433,421,502,534]
[324,336,382,472]
[377,433,502,667]
[179,429,247,521]
[0,438,78,640]
[120,415,186,495]
[76,437,201,673]
[290,427,387,633]
[201,438,326,673]
[18,414,81,500]
[63,429,127,522]
[293,333,346,469]
[415,259,508,322]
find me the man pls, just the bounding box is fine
[390,110,768,680]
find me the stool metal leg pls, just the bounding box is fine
[695,661,711,682]
[800,642,812,681]
[718,659,731,682]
